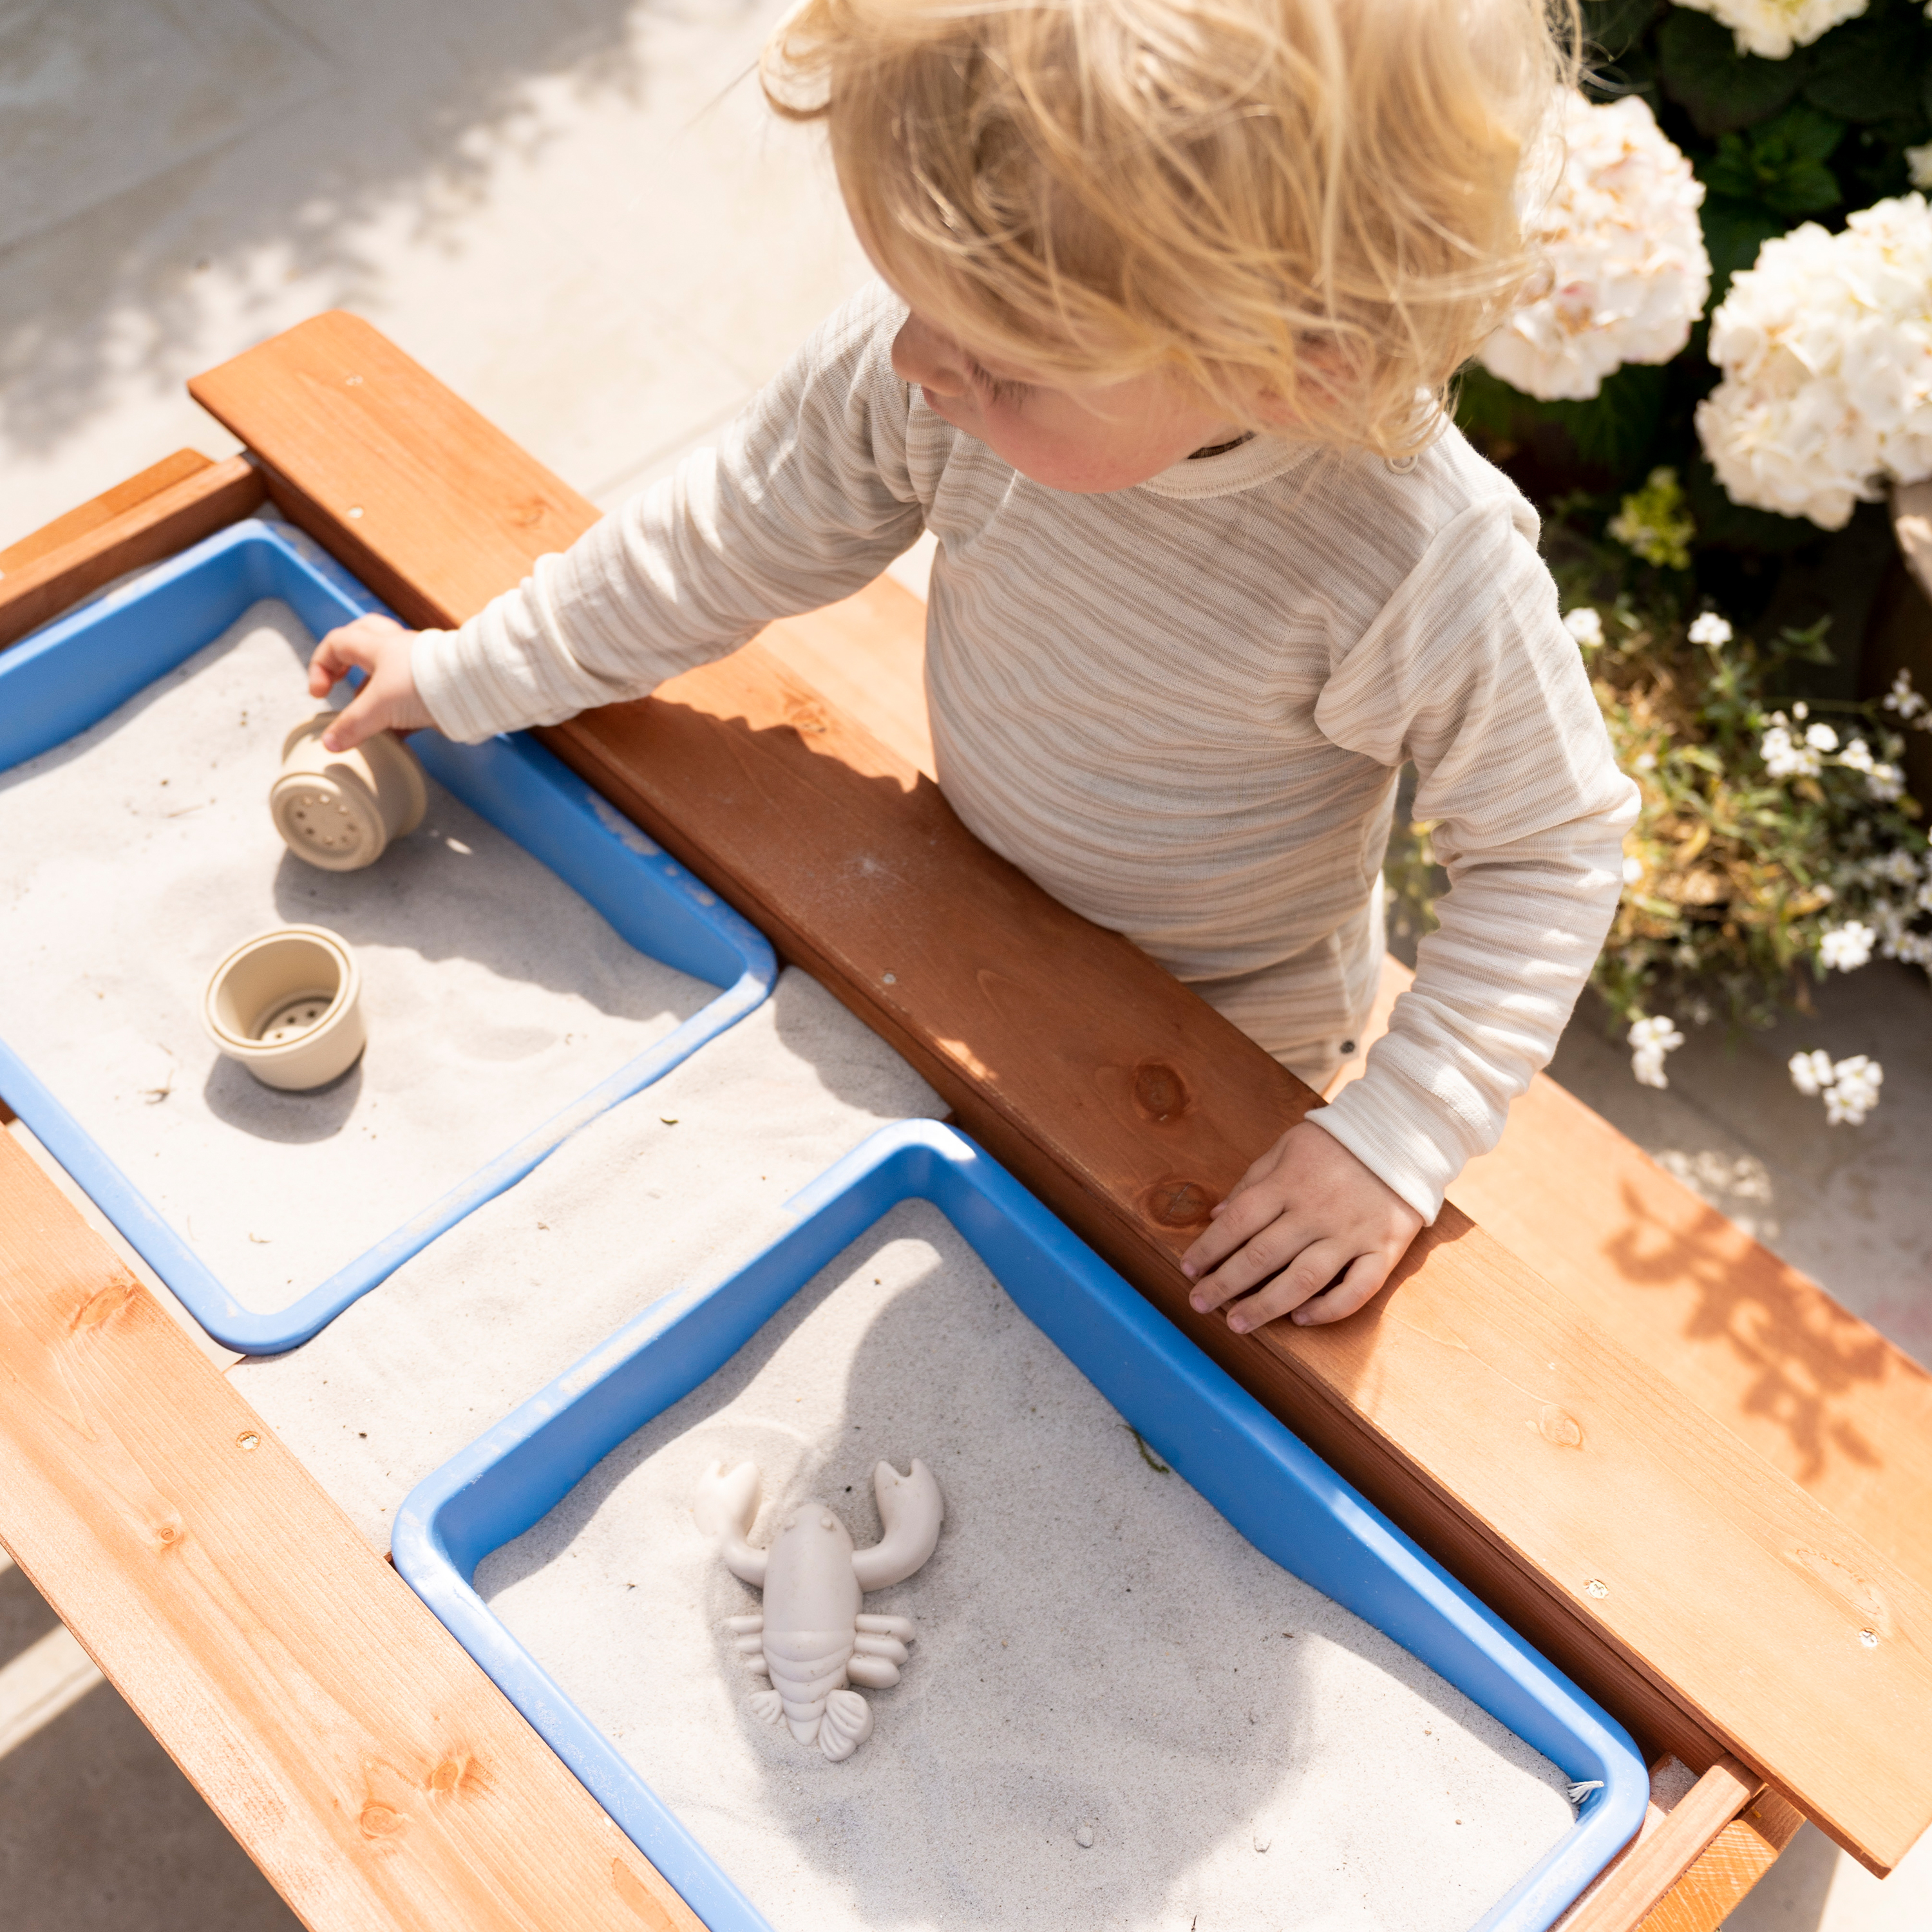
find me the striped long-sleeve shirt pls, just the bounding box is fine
[414,283,1638,1221]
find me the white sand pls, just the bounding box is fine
[481,1200,1575,1932]
[0,598,715,1312]
[231,969,948,1540]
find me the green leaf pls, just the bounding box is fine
[1765,158,1843,214]
[1803,3,1930,124]
[1660,9,1806,136]
[1699,194,1792,302]
[1696,104,1846,234]
[1582,0,1662,61]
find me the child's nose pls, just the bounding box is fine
[891,316,971,401]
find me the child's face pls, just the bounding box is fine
[889,307,1244,494]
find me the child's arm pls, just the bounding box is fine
[312,286,923,750]
[1185,487,1638,1329]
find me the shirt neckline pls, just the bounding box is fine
[1137,434,1317,500]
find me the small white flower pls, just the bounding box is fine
[1805,722,1839,753]
[1880,849,1922,885]
[1622,855,1644,885]
[1838,737,1874,773]
[1868,763,1906,803]
[1793,703,1809,721]
[1759,724,1821,778]
[1884,668,1932,729]
[1634,750,1658,772]
[1819,921,1876,971]
[1824,1056,1883,1126]
[1565,607,1605,647]
[1687,612,1734,646]
[1788,1048,1835,1097]
[1629,1014,1686,1088]
[1909,143,1932,193]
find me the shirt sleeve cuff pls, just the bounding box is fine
[411,621,526,746]
[1305,1069,1468,1224]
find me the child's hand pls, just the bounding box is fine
[1180,1121,1423,1331]
[307,614,433,751]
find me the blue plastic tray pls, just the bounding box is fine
[0,516,777,1354]
[395,1118,1647,1932]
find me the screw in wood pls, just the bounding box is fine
[1861,1629,1879,1648]
[1583,1578,1609,1599]
[237,1432,261,1452]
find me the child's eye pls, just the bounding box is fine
[967,357,1030,409]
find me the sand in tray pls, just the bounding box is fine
[480,1200,1575,1932]
[0,596,712,1311]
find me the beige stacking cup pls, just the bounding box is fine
[202,925,365,1091]
[270,714,427,871]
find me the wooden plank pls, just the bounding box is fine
[0,449,213,571]
[760,576,937,778]
[1345,957,1932,1601]
[0,454,267,650]
[1560,1758,1761,1932]
[0,1129,701,1932]
[1639,1788,1806,1932]
[187,312,1932,1873]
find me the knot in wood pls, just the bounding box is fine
[786,699,831,737]
[1132,1061,1191,1123]
[1143,1179,1215,1230]
[359,1803,407,1840]
[507,496,551,531]
[1536,1404,1584,1450]
[427,1754,479,1798]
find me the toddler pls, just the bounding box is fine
[310,0,1636,1334]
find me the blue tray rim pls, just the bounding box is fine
[0,517,777,1353]
[393,1117,1648,1932]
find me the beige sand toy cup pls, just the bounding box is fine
[270,714,427,871]
[202,925,366,1091]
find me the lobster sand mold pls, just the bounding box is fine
[694,1457,943,1761]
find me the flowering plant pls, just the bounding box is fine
[1477,93,1710,402]
[1696,194,1932,529]
[1385,515,1927,1108]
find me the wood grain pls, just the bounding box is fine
[0,454,267,650]
[0,449,213,570]
[0,1130,701,1932]
[1336,957,1932,1602]
[187,311,1932,1874]
[1640,1788,1806,1932]
[1558,1758,1761,1932]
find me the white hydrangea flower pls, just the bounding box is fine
[1788,1047,1834,1096]
[1819,920,1876,971]
[1687,612,1734,645]
[1565,606,1605,646]
[1629,1014,1686,1088]
[1824,1055,1883,1124]
[1697,196,1932,531]
[1481,94,1709,402]
[1669,0,1870,61]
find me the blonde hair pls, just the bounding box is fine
[764,0,1578,457]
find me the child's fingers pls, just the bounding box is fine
[1186,1200,1319,1311]
[320,685,390,752]
[1287,1249,1394,1327]
[1222,1236,1354,1334]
